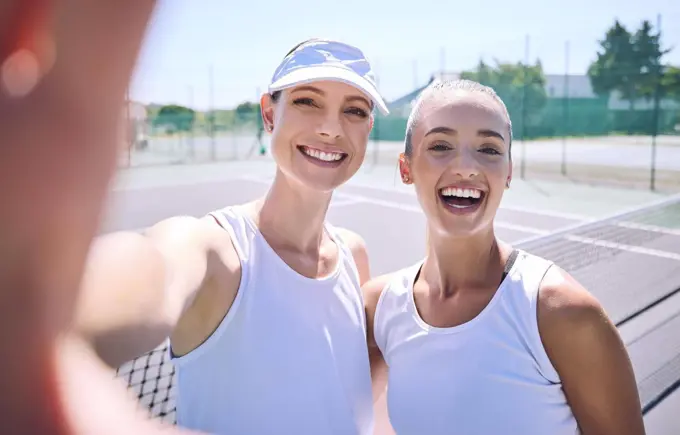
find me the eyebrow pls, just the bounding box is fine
[424,127,505,142]
[346,95,373,109]
[424,126,457,137]
[291,85,325,95]
[291,85,372,109]
[477,129,505,141]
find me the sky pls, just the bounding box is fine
[129,0,680,111]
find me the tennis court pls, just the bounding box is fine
[106,170,680,434]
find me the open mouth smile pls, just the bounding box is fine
[297,145,348,167]
[439,186,486,214]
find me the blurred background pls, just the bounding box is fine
[118,0,680,192]
[111,3,680,434]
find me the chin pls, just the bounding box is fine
[430,201,495,239]
[286,163,355,194]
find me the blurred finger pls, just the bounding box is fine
[0,1,158,433]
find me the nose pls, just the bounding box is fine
[315,111,343,140]
[451,147,480,179]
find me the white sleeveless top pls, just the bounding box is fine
[374,250,580,435]
[170,206,374,435]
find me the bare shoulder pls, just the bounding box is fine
[362,273,394,347]
[537,264,644,434]
[537,264,610,335]
[334,227,368,256]
[537,264,615,355]
[362,273,393,314]
[144,214,242,310]
[334,227,370,285]
[144,214,228,247]
[166,214,244,357]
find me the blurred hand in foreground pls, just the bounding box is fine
[0,1,200,433]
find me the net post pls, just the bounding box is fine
[209,65,216,161]
[520,34,530,180]
[561,41,570,177]
[373,60,381,167]
[187,85,195,161]
[650,14,663,192]
[125,87,132,168]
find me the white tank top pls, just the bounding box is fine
[374,250,580,435]
[170,206,374,435]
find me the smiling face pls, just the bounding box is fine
[260,80,374,193]
[400,83,512,238]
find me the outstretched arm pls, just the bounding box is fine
[538,266,645,435]
[71,215,230,368]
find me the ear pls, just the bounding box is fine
[506,160,513,189]
[398,153,413,185]
[260,93,275,133]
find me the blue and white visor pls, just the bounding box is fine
[268,39,389,116]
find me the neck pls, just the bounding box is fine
[256,169,333,253]
[421,226,506,298]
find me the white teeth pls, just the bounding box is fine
[440,187,482,198]
[302,147,344,162]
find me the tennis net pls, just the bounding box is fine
[115,193,680,424]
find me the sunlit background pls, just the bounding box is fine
[112,2,680,434]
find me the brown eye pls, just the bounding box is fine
[480,146,502,155]
[345,107,368,118]
[429,142,451,151]
[293,97,316,107]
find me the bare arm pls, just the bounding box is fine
[335,227,391,401]
[361,274,392,402]
[335,227,371,286]
[538,266,645,435]
[71,215,231,368]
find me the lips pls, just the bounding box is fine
[438,185,486,212]
[297,145,348,167]
[298,145,346,162]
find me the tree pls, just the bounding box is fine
[235,102,260,123]
[155,104,195,133]
[632,20,671,100]
[661,66,680,101]
[588,20,670,107]
[587,20,637,103]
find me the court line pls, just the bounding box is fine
[331,192,680,262]
[340,180,593,221]
[345,180,679,232]
[235,177,680,260]
[331,192,548,236]
[330,198,362,207]
[564,235,680,262]
[119,173,651,230]
[262,179,673,238]
[618,222,680,237]
[112,174,254,192]
[499,205,590,221]
[115,173,669,235]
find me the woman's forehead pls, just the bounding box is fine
[415,92,508,135]
[286,81,372,105]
